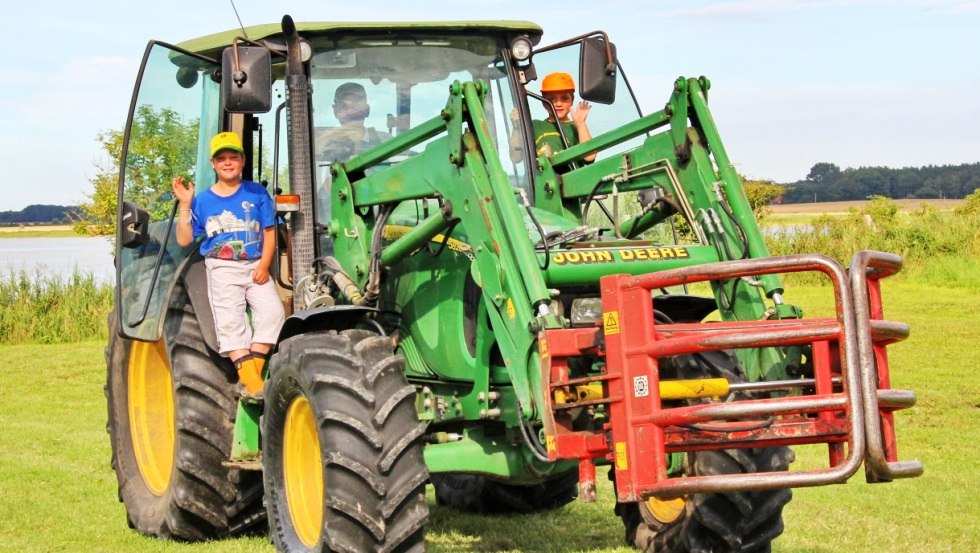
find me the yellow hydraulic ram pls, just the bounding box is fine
[555,378,730,404]
[659,378,730,400]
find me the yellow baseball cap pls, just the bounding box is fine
[210,132,244,157]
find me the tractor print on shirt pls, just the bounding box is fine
[202,201,261,260]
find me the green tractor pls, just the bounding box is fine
[106,15,922,552]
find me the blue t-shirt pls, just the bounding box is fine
[190,181,276,260]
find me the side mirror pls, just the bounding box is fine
[579,36,617,104]
[221,45,272,113]
[120,201,150,249]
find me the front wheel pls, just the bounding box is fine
[263,329,429,552]
[616,351,795,553]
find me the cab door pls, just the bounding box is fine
[115,42,220,340]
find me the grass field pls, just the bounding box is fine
[1,281,978,552]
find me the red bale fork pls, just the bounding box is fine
[540,251,924,502]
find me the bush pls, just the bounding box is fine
[766,195,980,286]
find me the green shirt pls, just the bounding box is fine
[532,119,579,155]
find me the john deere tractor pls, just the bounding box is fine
[107,15,922,552]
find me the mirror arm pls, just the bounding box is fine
[533,30,613,59]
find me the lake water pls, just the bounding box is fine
[0,236,115,283]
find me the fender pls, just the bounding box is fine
[277,305,383,344]
[180,254,220,353]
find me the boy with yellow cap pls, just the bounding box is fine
[172,132,285,399]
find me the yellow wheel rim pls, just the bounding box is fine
[646,496,686,524]
[127,340,175,496]
[284,396,323,548]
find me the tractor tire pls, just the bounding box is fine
[430,470,578,514]
[105,289,265,540]
[616,351,795,553]
[263,329,429,552]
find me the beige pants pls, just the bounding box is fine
[205,258,285,355]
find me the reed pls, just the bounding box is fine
[0,269,112,344]
[766,196,980,287]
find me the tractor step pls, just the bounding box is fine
[222,458,263,471]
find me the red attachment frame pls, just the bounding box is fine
[539,252,922,502]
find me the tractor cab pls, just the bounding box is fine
[114,21,642,338]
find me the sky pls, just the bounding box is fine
[0,0,978,212]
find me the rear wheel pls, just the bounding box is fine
[263,329,429,552]
[430,470,578,514]
[616,351,795,553]
[105,289,265,539]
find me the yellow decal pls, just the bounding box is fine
[618,246,690,261]
[538,337,550,360]
[546,435,556,454]
[615,441,628,470]
[383,224,473,255]
[506,298,516,319]
[603,311,621,335]
[550,247,691,266]
[551,250,615,265]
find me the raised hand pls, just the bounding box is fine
[171,176,195,207]
[572,101,591,125]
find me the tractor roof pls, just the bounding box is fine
[178,20,544,59]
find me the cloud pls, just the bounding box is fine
[657,0,980,18]
[0,55,138,211]
[711,80,980,181]
[18,55,136,131]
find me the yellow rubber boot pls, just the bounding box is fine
[235,356,265,397]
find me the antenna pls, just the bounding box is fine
[229,0,248,39]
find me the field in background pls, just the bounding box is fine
[1,281,977,552]
[0,224,77,238]
[765,198,964,226]
[770,198,963,215]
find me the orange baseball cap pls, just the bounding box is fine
[541,72,575,94]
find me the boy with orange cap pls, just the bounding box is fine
[172,131,285,400]
[511,71,596,162]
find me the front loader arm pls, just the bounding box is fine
[330,80,555,420]
[539,76,794,384]
[549,77,783,302]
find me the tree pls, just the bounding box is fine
[75,106,199,236]
[74,129,123,235]
[806,162,841,184]
[742,178,785,220]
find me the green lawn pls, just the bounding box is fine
[1,281,976,552]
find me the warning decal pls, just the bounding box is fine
[615,441,628,470]
[603,311,621,335]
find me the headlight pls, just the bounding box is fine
[510,36,533,62]
[570,297,603,327]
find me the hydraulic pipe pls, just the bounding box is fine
[685,79,783,298]
[379,204,456,267]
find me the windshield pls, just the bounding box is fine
[308,35,529,221]
[522,39,646,161]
